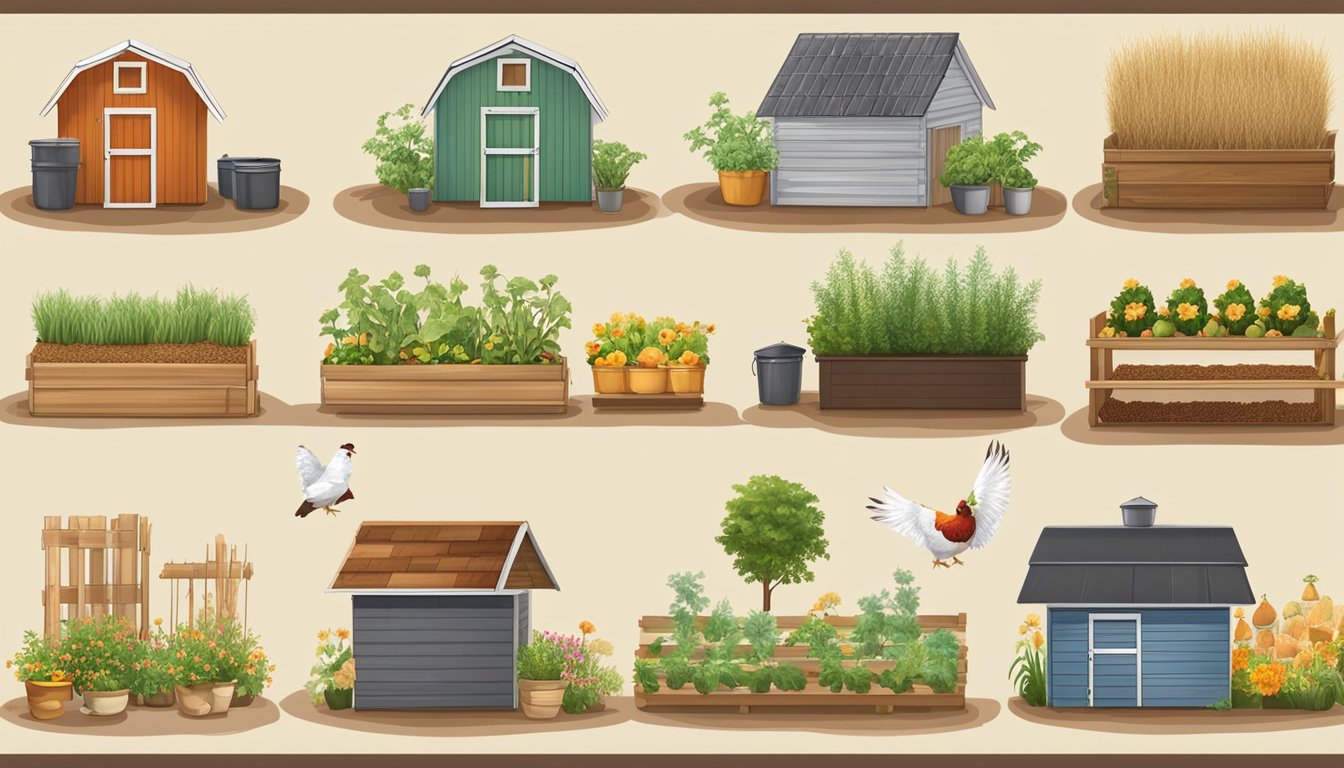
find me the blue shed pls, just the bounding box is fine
[1017,498,1255,708]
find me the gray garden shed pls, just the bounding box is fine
[329,521,558,710]
[757,33,995,207]
[1017,498,1254,709]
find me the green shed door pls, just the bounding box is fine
[481,108,539,207]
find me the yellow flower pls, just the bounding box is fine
[1294,649,1315,670]
[677,350,701,366]
[1018,624,1028,636]
[342,335,357,345]
[658,328,677,345]
[1177,303,1198,321]
[610,327,626,339]
[1098,326,1116,338]
[579,621,596,635]
[317,630,330,642]
[705,323,716,334]
[333,658,356,689]
[606,350,628,367]
[1025,613,1041,629]
[636,346,666,368]
[1277,304,1301,321]
[1265,330,1283,337]
[324,342,335,358]
[839,644,854,656]
[154,617,163,627]
[336,628,350,640]
[1232,646,1251,672]
[484,341,495,351]
[593,355,608,367]
[1257,306,1271,319]
[1123,302,1147,323]
[1227,279,1241,291]
[587,638,615,657]
[1031,630,1045,650]
[1124,278,1139,290]
[1224,303,1246,322]
[1157,305,1171,317]
[1180,278,1196,289]
[358,332,368,346]
[585,341,602,357]
[50,670,66,682]
[592,323,607,337]
[1273,274,1290,288]
[610,312,623,324]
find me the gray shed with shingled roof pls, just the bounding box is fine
[328,521,558,710]
[757,32,994,207]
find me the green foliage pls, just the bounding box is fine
[32,287,256,347]
[1213,280,1258,335]
[1105,280,1158,337]
[704,599,738,644]
[743,610,780,662]
[1259,276,1317,335]
[1165,281,1210,336]
[321,264,571,366]
[633,658,662,693]
[361,103,434,193]
[1009,634,1047,707]
[939,131,1041,189]
[784,615,839,651]
[684,92,779,172]
[1207,697,1233,711]
[515,630,568,681]
[921,629,961,694]
[592,140,647,190]
[807,244,1044,357]
[562,684,599,714]
[717,475,830,611]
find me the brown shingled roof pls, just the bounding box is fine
[330,521,558,592]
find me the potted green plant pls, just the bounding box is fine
[132,618,177,707]
[1010,613,1047,706]
[362,103,435,213]
[565,622,623,714]
[63,615,139,717]
[231,629,274,706]
[517,630,574,719]
[592,140,647,214]
[585,313,715,397]
[168,620,246,717]
[988,131,1042,216]
[938,136,994,214]
[305,627,355,711]
[684,92,779,206]
[8,630,73,720]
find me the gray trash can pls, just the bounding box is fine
[753,342,805,406]
[216,155,270,199]
[30,139,80,210]
[233,159,281,210]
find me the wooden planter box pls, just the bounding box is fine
[818,356,1026,410]
[1087,312,1340,427]
[319,357,569,414]
[1101,131,1336,210]
[26,341,259,418]
[634,613,968,714]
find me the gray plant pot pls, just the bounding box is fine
[1002,186,1034,216]
[408,188,430,213]
[949,184,991,215]
[596,188,624,214]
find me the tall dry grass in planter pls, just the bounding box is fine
[1106,31,1332,150]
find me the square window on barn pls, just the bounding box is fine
[113,62,147,94]
[497,59,531,92]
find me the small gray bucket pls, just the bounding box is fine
[30,139,80,210]
[217,156,270,200]
[753,342,805,406]
[950,184,991,215]
[596,188,624,213]
[233,159,281,210]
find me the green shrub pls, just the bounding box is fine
[516,630,570,681]
[362,103,434,193]
[32,287,255,346]
[1213,279,1258,335]
[1259,275,1317,335]
[684,92,778,172]
[806,244,1044,356]
[937,136,995,186]
[1164,279,1210,336]
[1106,279,1158,337]
[592,140,647,190]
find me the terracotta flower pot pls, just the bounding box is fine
[717,170,768,206]
[80,688,129,717]
[668,364,706,395]
[140,690,176,708]
[628,366,669,394]
[591,365,629,394]
[175,681,236,717]
[209,681,236,715]
[324,686,353,711]
[24,680,72,721]
[518,679,568,720]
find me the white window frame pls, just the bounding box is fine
[1088,613,1142,708]
[480,107,540,209]
[102,107,157,209]
[113,62,148,95]
[496,58,531,92]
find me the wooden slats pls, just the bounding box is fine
[40,515,150,640]
[319,358,569,414]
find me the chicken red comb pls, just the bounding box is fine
[340,443,356,453]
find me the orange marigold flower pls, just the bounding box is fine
[579,621,596,635]
[1231,647,1250,672]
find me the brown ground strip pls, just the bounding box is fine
[1112,364,1321,381]
[31,342,250,364]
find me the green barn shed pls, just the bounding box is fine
[420,35,608,208]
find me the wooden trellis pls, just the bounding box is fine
[41,514,152,640]
[159,534,254,632]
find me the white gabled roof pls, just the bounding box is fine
[40,39,226,122]
[953,40,995,111]
[420,34,607,122]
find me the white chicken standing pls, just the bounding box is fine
[295,443,356,518]
[867,441,1011,568]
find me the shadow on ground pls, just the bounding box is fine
[1008,697,1344,734]
[631,697,1000,735]
[0,696,279,735]
[1071,184,1344,234]
[279,690,630,735]
[741,392,1065,438]
[0,184,308,234]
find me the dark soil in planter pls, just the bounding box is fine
[1099,399,1322,423]
[31,342,250,364]
[1112,364,1321,381]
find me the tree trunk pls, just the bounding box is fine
[762,581,772,612]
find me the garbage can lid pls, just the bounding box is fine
[233,160,281,172]
[29,138,80,146]
[754,341,806,359]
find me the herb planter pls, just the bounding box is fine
[24,680,72,720]
[718,170,768,206]
[1086,311,1340,427]
[320,357,569,415]
[26,340,260,418]
[634,613,968,714]
[1101,131,1336,209]
[817,356,1027,411]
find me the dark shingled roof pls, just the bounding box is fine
[757,33,970,118]
[1017,526,1255,605]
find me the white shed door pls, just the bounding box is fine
[772,118,926,207]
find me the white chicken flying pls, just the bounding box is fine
[867,441,1011,568]
[295,443,356,518]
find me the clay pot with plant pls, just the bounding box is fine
[685,92,779,206]
[587,314,714,396]
[63,615,140,717]
[9,630,73,720]
[516,630,576,720]
[362,103,435,213]
[591,140,647,213]
[167,619,250,718]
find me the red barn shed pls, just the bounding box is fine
[39,39,226,208]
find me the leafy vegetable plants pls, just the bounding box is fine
[26,287,259,417]
[685,92,779,206]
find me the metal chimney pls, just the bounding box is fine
[1121,496,1157,527]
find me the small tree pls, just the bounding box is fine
[717,475,830,612]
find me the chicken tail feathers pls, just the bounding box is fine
[336,488,354,504]
[295,500,316,518]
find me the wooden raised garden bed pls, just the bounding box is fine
[1101,131,1337,210]
[818,356,1026,411]
[1086,312,1340,427]
[634,613,968,714]
[26,341,259,417]
[319,357,569,414]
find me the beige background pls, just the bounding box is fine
[0,12,1341,755]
